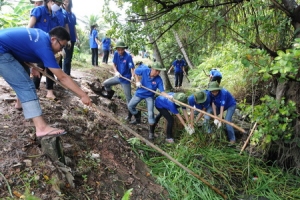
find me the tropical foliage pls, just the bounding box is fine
[102,0,300,169]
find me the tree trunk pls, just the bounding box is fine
[173,30,194,69]
[151,38,173,90]
[271,0,300,170]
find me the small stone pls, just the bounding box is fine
[23,159,32,167]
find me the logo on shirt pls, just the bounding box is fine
[152,81,157,85]
[123,60,127,63]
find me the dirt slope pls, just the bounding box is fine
[0,64,169,200]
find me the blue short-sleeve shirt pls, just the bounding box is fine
[188,90,211,110]
[209,89,236,110]
[102,37,111,50]
[66,11,76,42]
[209,69,222,78]
[172,59,186,73]
[89,29,98,48]
[113,51,134,84]
[155,92,182,114]
[134,67,164,98]
[0,27,60,69]
[54,8,69,27]
[31,5,59,32]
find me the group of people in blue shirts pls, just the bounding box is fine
[0,0,92,139]
[100,43,237,144]
[89,26,112,67]
[27,0,77,102]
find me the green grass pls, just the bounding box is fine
[127,129,300,200]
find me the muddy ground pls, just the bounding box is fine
[0,64,170,200]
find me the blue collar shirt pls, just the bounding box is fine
[172,59,186,73]
[209,89,236,110]
[134,67,165,98]
[30,5,59,32]
[155,92,185,114]
[113,51,134,84]
[0,27,60,69]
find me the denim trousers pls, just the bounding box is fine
[103,76,132,104]
[0,53,42,119]
[204,105,236,141]
[175,72,184,87]
[63,41,75,75]
[128,95,155,124]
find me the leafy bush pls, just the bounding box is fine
[242,95,298,146]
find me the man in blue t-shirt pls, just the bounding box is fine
[204,81,236,144]
[209,68,222,84]
[128,62,173,139]
[0,27,91,139]
[154,92,189,143]
[167,54,187,90]
[102,41,134,119]
[188,90,211,130]
[100,35,111,64]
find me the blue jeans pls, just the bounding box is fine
[204,105,236,141]
[63,41,75,75]
[103,76,132,104]
[0,53,42,119]
[128,95,155,124]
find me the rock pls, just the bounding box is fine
[41,137,65,164]
[23,159,32,167]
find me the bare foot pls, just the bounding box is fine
[36,126,66,138]
[46,90,56,100]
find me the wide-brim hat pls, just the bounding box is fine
[115,41,128,49]
[30,0,43,3]
[194,91,207,104]
[176,54,183,60]
[207,81,222,91]
[151,62,166,71]
[173,92,187,106]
